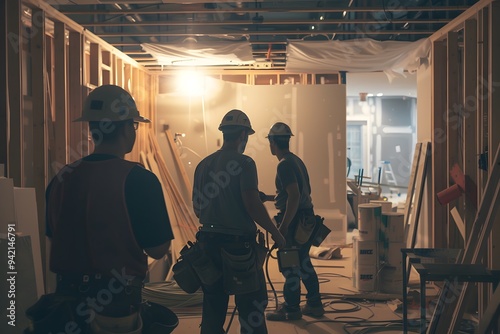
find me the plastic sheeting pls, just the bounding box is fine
[285,38,431,80]
[141,41,255,66]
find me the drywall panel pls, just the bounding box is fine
[0,235,37,333]
[0,178,16,230]
[14,188,44,298]
[157,78,347,244]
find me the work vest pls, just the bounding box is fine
[47,158,148,279]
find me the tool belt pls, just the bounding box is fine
[173,231,267,295]
[276,209,318,246]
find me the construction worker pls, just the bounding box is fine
[192,109,286,334]
[263,122,325,321]
[40,85,175,333]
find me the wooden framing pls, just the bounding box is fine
[427,1,500,331]
[488,1,500,274]
[0,0,157,291]
[6,0,22,186]
[463,18,478,238]
[431,40,448,248]
[53,21,68,169]
[0,0,7,171]
[30,6,47,278]
[68,31,85,159]
[447,31,463,249]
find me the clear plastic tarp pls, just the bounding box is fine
[141,41,255,66]
[285,38,431,80]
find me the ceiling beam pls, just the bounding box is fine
[80,19,452,27]
[60,6,469,16]
[95,29,434,38]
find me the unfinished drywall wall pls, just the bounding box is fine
[156,77,347,244]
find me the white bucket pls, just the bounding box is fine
[380,212,405,243]
[370,200,393,213]
[353,264,378,292]
[378,266,403,295]
[378,241,405,267]
[353,237,378,266]
[357,203,382,241]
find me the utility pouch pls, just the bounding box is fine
[277,248,300,272]
[311,215,331,247]
[294,215,317,245]
[172,258,201,294]
[183,241,222,287]
[221,247,259,295]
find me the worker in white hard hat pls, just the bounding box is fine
[36,85,176,334]
[192,109,285,334]
[263,122,325,321]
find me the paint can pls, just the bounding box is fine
[378,266,403,295]
[357,203,382,241]
[380,212,405,243]
[353,237,378,267]
[370,200,393,213]
[353,264,378,292]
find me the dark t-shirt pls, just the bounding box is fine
[46,154,174,249]
[274,152,313,212]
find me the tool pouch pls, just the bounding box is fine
[186,242,222,287]
[294,215,317,245]
[311,215,331,247]
[221,246,259,295]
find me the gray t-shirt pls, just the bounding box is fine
[193,150,258,235]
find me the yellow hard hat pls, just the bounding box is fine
[218,109,255,134]
[266,122,293,137]
[74,85,150,123]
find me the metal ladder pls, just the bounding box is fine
[380,160,400,195]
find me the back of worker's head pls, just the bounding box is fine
[267,122,293,150]
[75,85,150,144]
[218,109,255,141]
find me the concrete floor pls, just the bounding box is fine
[146,247,426,334]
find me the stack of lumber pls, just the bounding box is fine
[141,130,199,281]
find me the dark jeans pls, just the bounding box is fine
[197,232,269,334]
[277,212,322,312]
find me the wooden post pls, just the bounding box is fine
[89,42,101,87]
[447,31,463,249]
[0,0,7,170]
[432,41,448,248]
[463,19,478,240]
[6,0,22,186]
[53,22,68,172]
[478,6,490,318]
[30,6,47,281]
[488,10,500,327]
[68,31,84,161]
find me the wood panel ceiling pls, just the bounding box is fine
[44,0,480,71]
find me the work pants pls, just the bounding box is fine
[197,232,269,334]
[277,212,322,312]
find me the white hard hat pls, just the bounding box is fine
[266,122,294,137]
[74,85,150,123]
[218,109,255,135]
